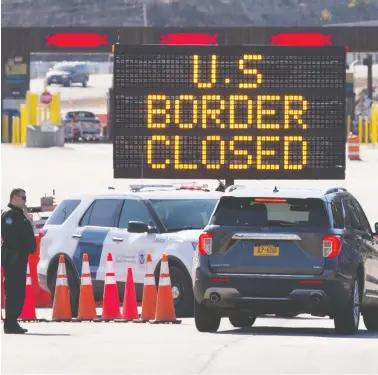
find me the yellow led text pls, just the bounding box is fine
[146,135,308,171]
[238,54,263,89]
[147,94,308,129]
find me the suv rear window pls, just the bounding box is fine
[46,199,81,225]
[210,197,329,228]
[66,111,95,119]
[150,199,218,232]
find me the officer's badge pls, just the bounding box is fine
[5,217,13,225]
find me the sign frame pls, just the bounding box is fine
[112,44,346,180]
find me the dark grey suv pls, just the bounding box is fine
[46,62,89,87]
[193,186,378,334]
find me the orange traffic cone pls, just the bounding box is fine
[19,263,37,321]
[52,255,72,321]
[100,252,121,321]
[118,267,139,322]
[135,253,157,323]
[77,254,97,321]
[150,253,181,324]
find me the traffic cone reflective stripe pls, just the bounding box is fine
[347,133,361,161]
[52,255,72,321]
[101,252,121,320]
[158,273,172,286]
[120,267,139,321]
[77,254,97,321]
[150,253,181,324]
[19,263,37,320]
[136,253,157,322]
[56,261,68,286]
[105,272,117,284]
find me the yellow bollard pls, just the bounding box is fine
[347,115,351,136]
[11,117,17,144]
[364,116,369,144]
[43,80,49,122]
[17,117,21,144]
[27,91,38,125]
[13,117,20,145]
[50,92,61,125]
[20,104,28,144]
[36,107,40,126]
[358,116,363,143]
[372,103,377,146]
[36,106,44,126]
[2,114,9,143]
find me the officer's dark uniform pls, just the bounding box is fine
[1,203,36,332]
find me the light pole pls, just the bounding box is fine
[142,3,148,26]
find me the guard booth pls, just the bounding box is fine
[1,27,378,146]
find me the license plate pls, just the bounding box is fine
[254,245,279,256]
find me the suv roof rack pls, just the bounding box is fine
[323,187,348,195]
[129,183,210,193]
[225,185,247,193]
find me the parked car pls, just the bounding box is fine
[46,62,89,87]
[193,186,378,334]
[62,110,102,142]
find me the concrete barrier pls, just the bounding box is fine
[26,124,65,148]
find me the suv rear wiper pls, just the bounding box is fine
[166,226,202,232]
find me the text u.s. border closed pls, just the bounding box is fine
[113,45,346,180]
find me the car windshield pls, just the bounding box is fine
[210,197,329,228]
[66,111,95,118]
[53,64,73,72]
[150,199,218,232]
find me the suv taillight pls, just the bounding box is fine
[323,235,341,258]
[39,229,48,238]
[198,232,212,256]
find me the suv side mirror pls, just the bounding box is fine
[375,222,378,235]
[127,221,149,233]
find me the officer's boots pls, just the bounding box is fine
[3,319,28,334]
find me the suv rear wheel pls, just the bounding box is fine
[334,279,360,334]
[155,264,194,318]
[194,300,221,333]
[363,309,378,331]
[229,312,257,328]
[169,266,193,318]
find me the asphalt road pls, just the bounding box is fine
[30,74,112,102]
[1,144,377,374]
[1,309,377,374]
[1,143,377,228]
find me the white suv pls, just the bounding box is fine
[37,187,222,317]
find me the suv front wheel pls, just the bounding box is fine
[334,279,360,334]
[194,300,221,333]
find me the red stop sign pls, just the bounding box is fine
[40,91,52,105]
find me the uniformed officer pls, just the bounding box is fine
[1,188,36,334]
